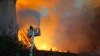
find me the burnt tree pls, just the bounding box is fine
[0,0,18,40]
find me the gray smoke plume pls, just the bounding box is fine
[17,8,40,27]
[50,0,100,54]
[16,0,100,55]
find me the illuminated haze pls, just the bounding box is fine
[16,0,100,53]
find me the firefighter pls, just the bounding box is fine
[27,26,34,38]
[27,26,35,56]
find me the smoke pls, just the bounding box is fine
[51,0,100,53]
[17,8,40,28]
[16,0,100,54]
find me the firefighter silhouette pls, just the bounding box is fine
[27,26,35,56]
[27,25,40,56]
[27,26,34,38]
[27,25,40,37]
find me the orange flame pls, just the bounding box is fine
[18,27,58,51]
[16,0,100,53]
[18,26,31,48]
[16,0,60,52]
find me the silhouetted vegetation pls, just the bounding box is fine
[0,34,79,56]
[0,34,29,56]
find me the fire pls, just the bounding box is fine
[18,27,58,51]
[17,24,59,51]
[17,24,52,50]
[16,0,100,53]
[16,0,59,51]
[18,26,31,47]
[40,43,49,50]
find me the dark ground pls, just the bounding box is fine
[33,47,78,56]
[34,50,78,56]
[0,35,78,56]
[0,35,100,56]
